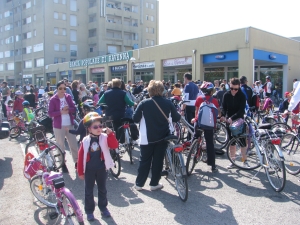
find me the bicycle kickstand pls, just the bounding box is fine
[249,166,263,183]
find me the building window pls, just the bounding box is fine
[53,0,58,3]
[89,0,96,8]
[146,40,149,46]
[146,27,148,33]
[33,43,43,52]
[54,44,59,51]
[70,15,77,26]
[0,64,4,71]
[5,24,13,31]
[89,29,96,38]
[54,27,59,35]
[107,45,117,54]
[151,40,154,46]
[26,46,32,54]
[70,0,77,11]
[15,35,21,42]
[150,16,154,21]
[4,11,13,18]
[54,57,59,64]
[62,13,66,20]
[35,58,44,67]
[24,60,32,68]
[151,3,154,9]
[62,29,66,35]
[7,63,14,70]
[151,28,155,33]
[0,52,3,58]
[146,15,149,20]
[5,51,10,57]
[70,45,77,56]
[34,30,37,36]
[54,12,58,19]
[24,1,31,9]
[26,32,32,39]
[23,16,31,24]
[146,2,149,8]
[61,58,66,62]
[62,0,66,4]
[70,30,77,41]
[89,44,96,52]
[61,44,67,51]
[5,36,14,44]
[33,15,36,21]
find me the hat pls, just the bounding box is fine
[284,92,290,97]
[15,90,23,95]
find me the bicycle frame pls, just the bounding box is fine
[165,142,186,178]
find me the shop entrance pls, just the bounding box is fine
[111,73,127,83]
[135,71,154,83]
[36,77,44,87]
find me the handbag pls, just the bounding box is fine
[152,99,175,133]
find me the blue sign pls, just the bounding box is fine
[215,55,226,60]
[203,51,238,64]
[111,65,127,72]
[253,49,288,64]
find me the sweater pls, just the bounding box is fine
[69,119,86,142]
[77,132,118,176]
[221,89,246,121]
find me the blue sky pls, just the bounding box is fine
[159,0,299,45]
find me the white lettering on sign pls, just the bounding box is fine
[91,67,105,73]
[163,57,192,67]
[133,62,155,70]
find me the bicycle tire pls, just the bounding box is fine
[186,140,200,176]
[61,192,84,225]
[226,136,260,170]
[214,122,229,149]
[30,175,56,208]
[25,139,65,170]
[281,133,300,175]
[9,126,21,138]
[271,123,293,133]
[109,150,121,177]
[263,144,286,192]
[126,144,133,164]
[174,153,188,202]
[172,122,182,144]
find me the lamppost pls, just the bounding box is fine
[130,57,136,82]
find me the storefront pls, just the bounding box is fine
[35,76,44,87]
[74,69,86,84]
[23,74,32,86]
[133,61,155,83]
[91,67,105,84]
[60,71,68,81]
[111,65,127,83]
[46,72,57,85]
[163,57,192,83]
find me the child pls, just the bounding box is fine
[22,101,34,122]
[13,90,24,113]
[6,100,14,121]
[262,96,273,115]
[77,112,118,221]
[171,83,182,100]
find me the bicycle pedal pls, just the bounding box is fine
[49,212,59,220]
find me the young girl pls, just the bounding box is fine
[13,91,24,113]
[6,100,14,121]
[77,112,118,221]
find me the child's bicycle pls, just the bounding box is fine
[9,113,37,139]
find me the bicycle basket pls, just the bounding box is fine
[52,177,65,189]
[30,125,46,142]
[24,153,43,179]
[229,118,245,136]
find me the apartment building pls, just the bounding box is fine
[0,0,159,86]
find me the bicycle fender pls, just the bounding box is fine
[177,153,187,176]
[62,188,84,222]
[274,145,285,161]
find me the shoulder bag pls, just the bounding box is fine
[152,98,175,133]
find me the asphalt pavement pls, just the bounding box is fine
[0,134,299,225]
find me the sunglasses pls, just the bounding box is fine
[230,88,239,91]
[58,87,66,90]
[91,125,103,130]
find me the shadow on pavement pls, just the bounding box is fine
[0,157,13,190]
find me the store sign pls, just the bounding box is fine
[163,57,192,67]
[23,74,32,78]
[269,54,277,60]
[111,65,127,72]
[215,55,226,60]
[91,67,105,73]
[133,62,155,70]
[69,51,133,68]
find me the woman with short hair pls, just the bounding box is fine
[133,80,181,191]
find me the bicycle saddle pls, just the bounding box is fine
[258,123,272,129]
[164,135,179,141]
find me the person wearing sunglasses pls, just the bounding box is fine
[77,112,118,220]
[220,77,247,169]
[48,80,78,173]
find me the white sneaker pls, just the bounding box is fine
[150,183,164,191]
[227,163,236,169]
[134,185,143,191]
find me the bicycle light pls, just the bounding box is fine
[271,138,281,145]
[174,146,184,153]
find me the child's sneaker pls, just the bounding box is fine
[87,213,94,221]
[101,209,111,218]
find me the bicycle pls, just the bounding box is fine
[30,170,84,224]
[162,135,188,202]
[118,117,135,164]
[226,111,286,192]
[9,113,37,139]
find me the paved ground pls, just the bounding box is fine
[0,134,300,225]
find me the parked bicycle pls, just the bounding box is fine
[118,118,135,164]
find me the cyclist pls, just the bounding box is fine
[191,82,219,172]
[262,76,272,97]
[220,78,247,169]
[22,100,34,123]
[13,90,24,114]
[98,78,135,141]
[240,76,253,107]
[77,112,118,220]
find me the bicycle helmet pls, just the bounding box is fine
[15,90,23,95]
[83,112,102,127]
[82,99,95,111]
[22,100,30,106]
[200,82,214,94]
[266,76,271,80]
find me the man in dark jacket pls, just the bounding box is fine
[98,79,135,140]
[24,89,36,108]
[133,80,144,95]
[240,76,253,107]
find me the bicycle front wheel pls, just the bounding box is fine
[226,137,260,170]
[214,122,229,149]
[263,144,286,192]
[109,149,121,177]
[61,193,84,225]
[186,140,201,176]
[30,175,56,208]
[281,133,300,175]
[9,126,21,138]
[174,153,188,202]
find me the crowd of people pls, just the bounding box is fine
[0,74,299,221]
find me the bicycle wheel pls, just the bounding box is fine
[263,144,286,192]
[214,122,229,149]
[109,149,121,177]
[30,175,56,208]
[186,140,200,176]
[35,107,45,118]
[174,153,188,202]
[172,122,182,144]
[25,139,65,170]
[264,117,277,125]
[126,144,133,164]
[9,126,21,138]
[61,193,84,225]
[281,133,300,175]
[226,136,260,170]
[271,123,293,133]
